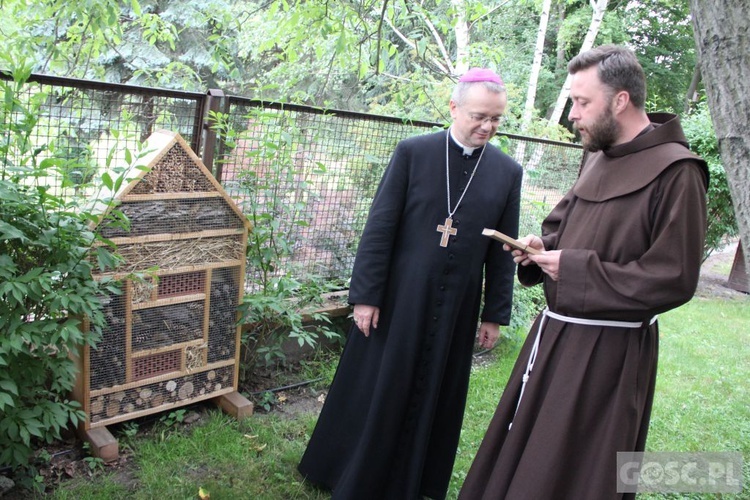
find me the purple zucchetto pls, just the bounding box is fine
[458,68,504,85]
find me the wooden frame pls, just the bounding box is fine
[73,131,254,460]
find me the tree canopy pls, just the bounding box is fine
[2,0,744,266]
[0,0,702,132]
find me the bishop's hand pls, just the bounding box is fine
[352,304,379,337]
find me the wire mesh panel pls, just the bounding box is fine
[504,134,583,236]
[77,131,249,430]
[0,73,205,200]
[217,99,583,287]
[216,101,438,288]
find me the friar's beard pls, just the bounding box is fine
[576,104,620,152]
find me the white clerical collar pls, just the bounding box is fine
[449,128,478,156]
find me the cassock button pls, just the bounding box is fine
[443,269,449,274]
[463,170,468,175]
[433,316,438,321]
[440,286,445,291]
[454,219,460,225]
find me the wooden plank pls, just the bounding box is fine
[131,293,206,310]
[131,339,206,359]
[89,359,235,397]
[88,386,235,429]
[122,191,223,202]
[300,290,352,322]
[231,262,244,391]
[94,260,245,280]
[108,228,245,246]
[164,131,252,232]
[125,280,134,384]
[203,268,213,342]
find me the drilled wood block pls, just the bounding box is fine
[84,426,119,463]
[214,390,254,420]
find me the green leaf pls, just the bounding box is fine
[0,393,15,411]
[0,379,19,395]
[101,171,114,190]
[19,426,30,446]
[0,220,27,241]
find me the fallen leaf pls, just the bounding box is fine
[198,486,210,499]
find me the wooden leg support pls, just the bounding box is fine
[214,390,254,420]
[83,426,119,463]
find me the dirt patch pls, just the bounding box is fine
[695,240,745,299]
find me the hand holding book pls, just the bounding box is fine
[481,228,541,255]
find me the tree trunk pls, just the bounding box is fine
[522,0,552,129]
[515,0,552,164]
[452,0,470,75]
[546,1,568,119]
[690,0,750,290]
[684,64,701,113]
[548,0,609,126]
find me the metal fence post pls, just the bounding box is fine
[201,88,225,180]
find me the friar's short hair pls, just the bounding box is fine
[568,44,647,109]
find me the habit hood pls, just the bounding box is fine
[574,112,709,202]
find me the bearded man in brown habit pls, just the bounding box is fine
[459,45,709,499]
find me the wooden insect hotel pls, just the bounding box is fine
[73,130,253,460]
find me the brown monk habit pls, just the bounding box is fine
[459,113,709,500]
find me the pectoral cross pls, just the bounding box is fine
[436,217,457,247]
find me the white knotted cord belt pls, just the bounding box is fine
[508,307,658,430]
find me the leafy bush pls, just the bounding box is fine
[507,280,546,342]
[682,101,738,260]
[0,65,123,472]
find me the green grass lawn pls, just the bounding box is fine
[45,294,749,499]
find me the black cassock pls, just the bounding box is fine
[298,130,523,499]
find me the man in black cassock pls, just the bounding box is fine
[297,68,523,499]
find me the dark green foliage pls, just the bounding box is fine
[508,280,546,342]
[626,0,698,114]
[0,67,123,474]
[681,101,738,260]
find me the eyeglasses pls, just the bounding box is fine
[466,112,503,125]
